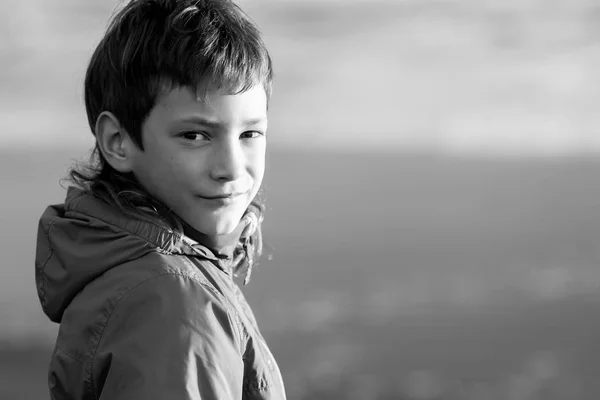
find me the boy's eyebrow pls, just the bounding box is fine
[242,117,268,126]
[176,116,267,127]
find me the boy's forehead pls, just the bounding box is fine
[154,84,268,121]
[156,77,263,99]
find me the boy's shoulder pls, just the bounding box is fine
[54,251,237,358]
[91,250,227,299]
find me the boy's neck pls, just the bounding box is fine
[181,220,244,259]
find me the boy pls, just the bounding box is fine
[34,1,286,399]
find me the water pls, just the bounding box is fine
[3,147,600,398]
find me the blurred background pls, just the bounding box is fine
[2,0,600,398]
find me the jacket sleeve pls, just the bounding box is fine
[92,273,245,400]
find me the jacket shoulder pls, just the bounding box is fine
[52,254,242,362]
[50,253,246,399]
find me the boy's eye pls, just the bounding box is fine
[240,131,263,139]
[180,131,208,141]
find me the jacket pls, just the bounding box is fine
[34,187,286,400]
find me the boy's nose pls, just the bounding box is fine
[210,140,245,182]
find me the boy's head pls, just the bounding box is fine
[84,0,273,236]
[85,0,273,148]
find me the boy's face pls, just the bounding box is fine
[131,84,267,236]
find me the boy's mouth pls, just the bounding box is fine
[198,192,246,200]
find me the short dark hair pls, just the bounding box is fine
[84,0,273,149]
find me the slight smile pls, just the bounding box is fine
[196,192,247,205]
[198,192,246,200]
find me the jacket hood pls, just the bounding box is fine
[35,187,254,323]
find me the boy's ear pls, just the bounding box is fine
[95,111,138,173]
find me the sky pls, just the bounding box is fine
[1,0,599,156]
